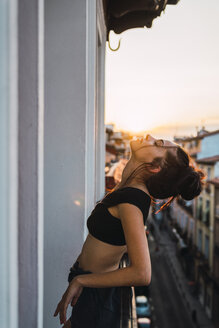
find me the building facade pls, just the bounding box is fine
[0,1,106,328]
[173,130,219,324]
[209,179,219,327]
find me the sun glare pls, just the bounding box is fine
[119,120,148,134]
[116,122,154,135]
[107,113,161,135]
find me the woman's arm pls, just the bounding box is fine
[54,203,151,324]
[75,203,151,287]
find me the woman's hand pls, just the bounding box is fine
[54,277,83,325]
[61,318,71,328]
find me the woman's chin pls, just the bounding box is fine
[130,140,139,152]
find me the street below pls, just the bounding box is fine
[148,232,194,328]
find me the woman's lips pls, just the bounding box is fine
[132,134,152,143]
[136,137,144,143]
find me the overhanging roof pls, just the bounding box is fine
[196,155,219,165]
[208,178,219,187]
[103,0,181,39]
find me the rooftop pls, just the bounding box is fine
[208,178,219,187]
[174,129,219,143]
[196,155,219,165]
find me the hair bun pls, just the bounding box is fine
[178,167,204,200]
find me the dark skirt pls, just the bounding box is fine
[68,261,132,328]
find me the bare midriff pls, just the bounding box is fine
[73,233,127,274]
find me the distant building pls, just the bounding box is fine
[172,129,219,324]
[105,125,127,164]
[194,157,218,320]
[208,178,219,326]
[174,128,219,160]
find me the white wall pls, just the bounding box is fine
[0,1,106,327]
[44,0,106,327]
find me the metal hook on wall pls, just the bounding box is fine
[108,33,121,51]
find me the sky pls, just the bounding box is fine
[105,0,219,140]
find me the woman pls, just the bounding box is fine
[54,134,204,328]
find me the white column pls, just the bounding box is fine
[85,0,97,234]
[38,1,45,327]
[0,1,18,328]
[85,0,106,227]
[96,0,107,201]
[18,0,44,327]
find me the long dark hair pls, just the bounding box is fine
[112,146,205,212]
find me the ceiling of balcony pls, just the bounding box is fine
[103,0,180,39]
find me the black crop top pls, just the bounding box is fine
[86,187,151,246]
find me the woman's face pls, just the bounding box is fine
[130,134,178,164]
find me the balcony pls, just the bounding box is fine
[177,197,193,215]
[197,207,203,221]
[196,206,209,227]
[214,244,219,257]
[205,183,211,194]
[190,245,206,263]
[120,253,138,328]
[202,209,210,227]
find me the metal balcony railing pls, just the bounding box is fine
[214,244,219,257]
[120,253,138,328]
[177,198,193,215]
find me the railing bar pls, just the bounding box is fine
[119,254,138,328]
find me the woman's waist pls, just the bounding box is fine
[75,256,121,273]
[71,234,127,273]
[74,250,126,274]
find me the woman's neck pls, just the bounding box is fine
[113,161,151,196]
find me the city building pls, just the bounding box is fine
[174,128,219,160]
[194,157,218,319]
[208,178,219,327]
[173,129,219,323]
